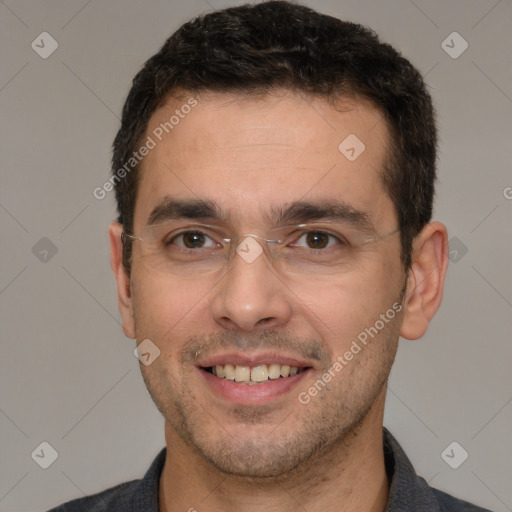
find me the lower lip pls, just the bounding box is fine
[199,368,311,406]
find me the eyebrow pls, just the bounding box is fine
[270,200,376,233]
[146,197,376,234]
[147,198,228,226]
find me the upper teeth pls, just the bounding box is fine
[212,364,300,383]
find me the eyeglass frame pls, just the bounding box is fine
[120,221,400,273]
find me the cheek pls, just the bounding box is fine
[299,285,376,346]
[131,270,212,344]
[294,261,401,350]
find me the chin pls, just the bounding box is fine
[197,437,310,479]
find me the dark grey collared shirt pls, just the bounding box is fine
[48,428,493,511]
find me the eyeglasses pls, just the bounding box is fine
[121,221,399,277]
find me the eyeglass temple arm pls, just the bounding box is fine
[121,232,141,244]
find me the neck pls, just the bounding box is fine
[159,390,389,512]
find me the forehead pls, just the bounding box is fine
[134,90,395,231]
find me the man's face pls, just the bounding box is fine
[126,90,406,478]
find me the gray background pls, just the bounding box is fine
[1,0,511,511]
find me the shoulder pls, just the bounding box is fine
[46,447,166,512]
[433,487,495,512]
[46,480,139,511]
[382,428,494,512]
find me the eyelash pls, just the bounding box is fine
[166,229,349,251]
[289,230,347,250]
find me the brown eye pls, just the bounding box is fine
[305,231,330,249]
[167,231,218,250]
[181,231,207,248]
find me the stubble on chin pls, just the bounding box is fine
[137,292,404,481]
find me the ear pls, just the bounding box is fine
[109,221,136,339]
[400,221,449,340]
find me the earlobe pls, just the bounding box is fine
[108,221,136,339]
[399,222,449,340]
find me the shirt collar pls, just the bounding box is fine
[383,427,440,511]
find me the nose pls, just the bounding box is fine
[210,243,293,332]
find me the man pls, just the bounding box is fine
[49,1,492,510]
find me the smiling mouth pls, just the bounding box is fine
[202,363,312,385]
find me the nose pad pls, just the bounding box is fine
[212,235,292,332]
[229,233,282,267]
